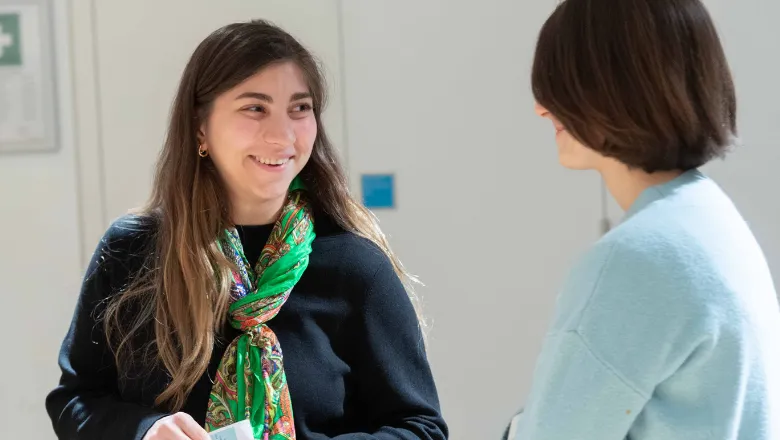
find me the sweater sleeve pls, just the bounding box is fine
[333,251,448,440]
[513,331,648,440]
[45,220,168,440]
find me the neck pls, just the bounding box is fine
[230,195,285,226]
[598,158,683,211]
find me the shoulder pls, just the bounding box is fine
[311,209,391,280]
[601,173,747,275]
[564,206,725,330]
[98,213,158,260]
[600,198,730,284]
[313,228,393,289]
[589,219,704,302]
[310,214,404,301]
[311,231,420,330]
[102,213,158,250]
[86,213,158,284]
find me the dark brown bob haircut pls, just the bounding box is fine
[531,0,737,173]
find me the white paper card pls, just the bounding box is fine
[209,420,254,440]
[506,410,524,440]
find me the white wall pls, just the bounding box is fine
[340,1,602,438]
[0,1,82,438]
[704,0,780,278]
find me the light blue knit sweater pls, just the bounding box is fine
[516,170,780,440]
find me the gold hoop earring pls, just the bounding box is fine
[198,145,208,158]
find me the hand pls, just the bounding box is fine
[143,412,211,440]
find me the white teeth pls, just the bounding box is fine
[252,156,290,166]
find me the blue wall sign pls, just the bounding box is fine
[361,174,395,209]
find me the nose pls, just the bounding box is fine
[534,102,550,118]
[262,114,296,147]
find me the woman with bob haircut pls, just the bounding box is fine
[518,0,780,438]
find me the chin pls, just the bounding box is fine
[248,181,289,203]
[257,188,288,202]
[558,155,592,171]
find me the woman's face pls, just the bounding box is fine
[200,61,317,214]
[534,102,603,170]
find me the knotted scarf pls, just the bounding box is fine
[205,180,315,440]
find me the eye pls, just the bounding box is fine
[243,105,266,113]
[291,103,313,113]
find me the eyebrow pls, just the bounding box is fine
[235,92,313,103]
[291,92,313,101]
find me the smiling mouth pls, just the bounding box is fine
[250,155,292,167]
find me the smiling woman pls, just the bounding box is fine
[45,20,447,440]
[201,62,318,225]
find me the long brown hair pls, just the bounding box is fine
[104,20,422,412]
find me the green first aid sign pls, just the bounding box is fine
[0,13,22,66]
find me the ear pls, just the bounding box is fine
[197,125,207,147]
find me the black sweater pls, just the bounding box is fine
[45,214,447,440]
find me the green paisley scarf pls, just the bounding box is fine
[205,180,315,440]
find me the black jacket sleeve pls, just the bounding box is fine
[45,219,168,440]
[336,252,448,440]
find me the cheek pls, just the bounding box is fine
[229,118,261,150]
[294,118,317,155]
[560,132,583,152]
[562,133,601,167]
[563,134,579,151]
[209,115,257,156]
[555,131,572,151]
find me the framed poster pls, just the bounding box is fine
[0,0,58,153]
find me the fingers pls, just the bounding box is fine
[146,417,190,440]
[172,412,211,440]
[145,413,210,440]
